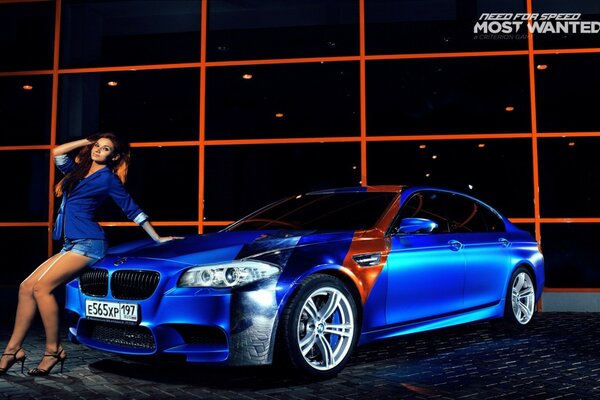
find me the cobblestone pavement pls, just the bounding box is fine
[1,312,599,399]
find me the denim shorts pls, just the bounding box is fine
[61,238,108,263]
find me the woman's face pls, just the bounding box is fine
[91,138,117,164]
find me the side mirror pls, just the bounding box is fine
[397,218,438,234]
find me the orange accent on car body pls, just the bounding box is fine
[340,186,404,304]
[340,230,390,305]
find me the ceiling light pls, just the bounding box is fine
[425,173,431,177]
[419,144,427,149]
[432,155,437,159]
[275,113,284,118]
[242,74,253,80]
[478,143,486,148]
[536,64,548,70]
[505,106,515,112]
[107,81,118,87]
[22,85,33,91]
[568,142,576,147]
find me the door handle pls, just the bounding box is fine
[498,238,511,247]
[448,240,463,251]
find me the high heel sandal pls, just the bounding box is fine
[27,347,66,376]
[0,347,27,375]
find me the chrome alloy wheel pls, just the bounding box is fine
[511,272,535,325]
[296,286,354,371]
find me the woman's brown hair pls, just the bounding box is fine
[55,133,131,197]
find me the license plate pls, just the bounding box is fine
[85,299,139,323]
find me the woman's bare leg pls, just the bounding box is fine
[0,253,65,370]
[31,251,91,371]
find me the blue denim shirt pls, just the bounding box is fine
[54,155,148,240]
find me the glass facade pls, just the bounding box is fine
[1,0,598,289]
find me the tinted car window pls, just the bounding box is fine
[397,191,449,233]
[444,193,487,233]
[479,203,506,233]
[445,193,505,233]
[227,192,397,232]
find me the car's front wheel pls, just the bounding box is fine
[503,266,536,329]
[278,274,359,378]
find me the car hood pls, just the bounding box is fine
[102,230,355,268]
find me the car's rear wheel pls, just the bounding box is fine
[503,267,536,329]
[278,274,359,378]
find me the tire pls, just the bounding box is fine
[502,267,536,330]
[277,274,359,378]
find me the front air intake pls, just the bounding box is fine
[79,268,108,297]
[111,270,160,300]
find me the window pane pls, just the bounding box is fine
[60,0,200,68]
[228,192,396,232]
[0,151,48,222]
[0,2,54,72]
[542,223,600,288]
[204,143,361,220]
[104,225,199,246]
[535,54,600,133]
[538,137,600,218]
[58,69,199,143]
[207,0,358,61]
[206,62,359,139]
[399,191,450,232]
[0,76,52,145]
[367,139,534,217]
[365,0,528,55]
[202,225,227,234]
[445,193,492,233]
[0,228,48,286]
[367,57,531,135]
[86,146,199,222]
[532,0,600,49]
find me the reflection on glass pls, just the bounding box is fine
[542,223,600,288]
[366,57,531,135]
[92,146,199,222]
[206,62,359,139]
[204,143,361,220]
[60,0,200,68]
[535,54,600,132]
[104,225,199,246]
[58,69,199,143]
[0,151,49,222]
[365,0,528,55]
[538,137,600,217]
[0,228,49,285]
[0,76,52,145]
[0,2,54,72]
[367,139,533,217]
[207,0,358,61]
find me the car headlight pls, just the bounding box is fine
[178,260,281,288]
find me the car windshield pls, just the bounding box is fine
[226,192,397,232]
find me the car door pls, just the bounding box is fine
[386,190,466,325]
[443,193,511,309]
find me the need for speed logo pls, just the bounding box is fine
[474,13,600,34]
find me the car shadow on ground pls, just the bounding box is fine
[88,358,328,389]
[84,321,497,390]
[86,315,596,391]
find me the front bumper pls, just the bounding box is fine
[65,278,280,366]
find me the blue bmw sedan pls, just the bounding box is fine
[65,186,544,377]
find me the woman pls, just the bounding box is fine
[0,133,178,376]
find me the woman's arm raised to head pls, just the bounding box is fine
[52,138,92,156]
